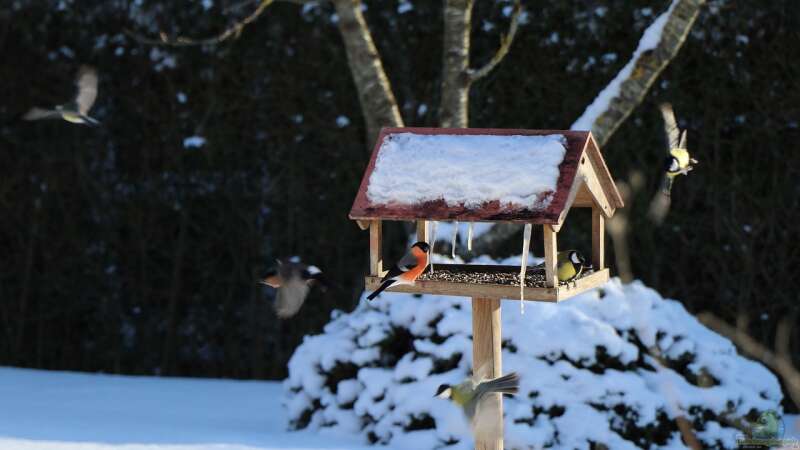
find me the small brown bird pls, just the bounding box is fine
[24,65,100,126]
[261,260,326,319]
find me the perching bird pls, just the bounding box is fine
[533,250,589,283]
[435,371,520,439]
[23,65,100,126]
[260,260,326,319]
[751,410,782,439]
[366,241,430,301]
[659,103,697,196]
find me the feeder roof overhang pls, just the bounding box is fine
[349,127,623,225]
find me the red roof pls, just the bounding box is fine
[349,127,620,224]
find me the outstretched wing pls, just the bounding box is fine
[23,107,60,121]
[274,276,310,319]
[74,66,98,115]
[659,103,680,150]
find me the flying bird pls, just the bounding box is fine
[533,250,589,283]
[260,260,326,319]
[435,371,520,441]
[366,241,430,301]
[658,103,697,196]
[23,65,100,126]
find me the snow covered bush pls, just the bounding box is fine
[283,279,782,449]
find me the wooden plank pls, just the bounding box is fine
[364,275,558,301]
[581,158,613,218]
[543,225,558,288]
[557,269,610,301]
[472,297,503,450]
[363,268,610,302]
[585,133,624,209]
[573,184,594,208]
[369,220,383,276]
[592,207,605,270]
[355,219,370,231]
[416,220,429,243]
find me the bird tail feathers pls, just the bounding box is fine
[367,280,394,301]
[483,372,519,395]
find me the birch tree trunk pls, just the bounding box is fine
[439,0,474,128]
[576,0,706,147]
[332,0,404,144]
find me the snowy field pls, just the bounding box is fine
[0,366,797,450]
[0,367,387,450]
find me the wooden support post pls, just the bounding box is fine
[472,297,503,450]
[416,220,429,243]
[592,206,605,270]
[369,220,383,276]
[543,225,558,288]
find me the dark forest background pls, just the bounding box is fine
[0,0,798,404]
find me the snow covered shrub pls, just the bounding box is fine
[283,279,782,449]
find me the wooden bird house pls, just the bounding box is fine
[349,127,623,450]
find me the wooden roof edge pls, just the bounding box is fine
[584,132,624,209]
[376,126,591,138]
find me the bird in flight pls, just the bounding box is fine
[261,260,326,319]
[24,65,100,126]
[435,370,520,441]
[659,103,697,195]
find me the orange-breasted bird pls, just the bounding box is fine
[261,260,327,319]
[367,241,430,301]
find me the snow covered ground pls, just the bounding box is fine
[0,363,797,450]
[0,367,385,450]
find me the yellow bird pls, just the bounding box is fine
[659,103,698,195]
[534,250,588,283]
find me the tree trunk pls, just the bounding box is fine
[439,0,473,128]
[332,0,403,145]
[575,0,706,147]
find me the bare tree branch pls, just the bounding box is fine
[439,0,474,128]
[572,0,706,147]
[698,312,800,409]
[125,0,277,47]
[332,0,403,144]
[469,0,522,83]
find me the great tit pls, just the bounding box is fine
[533,250,589,283]
[367,241,430,300]
[24,65,100,126]
[435,371,520,438]
[659,103,697,195]
[261,260,326,319]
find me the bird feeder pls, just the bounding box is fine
[349,127,623,450]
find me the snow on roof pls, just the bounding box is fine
[366,132,566,209]
[350,128,608,223]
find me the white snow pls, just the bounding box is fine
[176,92,188,104]
[572,0,678,131]
[285,279,784,449]
[366,133,567,210]
[397,1,413,14]
[0,367,381,450]
[183,136,206,149]
[335,116,350,128]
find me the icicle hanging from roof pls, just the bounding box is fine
[467,223,474,252]
[428,221,438,274]
[519,224,533,314]
[451,221,459,259]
